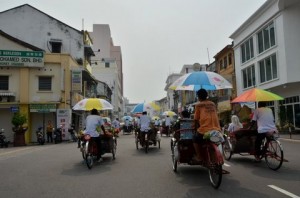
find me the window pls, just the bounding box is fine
[49,39,62,53]
[223,57,227,69]
[257,22,275,53]
[105,62,110,68]
[228,53,232,65]
[259,53,278,83]
[241,37,254,63]
[219,60,223,70]
[242,65,255,89]
[0,76,8,90]
[39,76,52,91]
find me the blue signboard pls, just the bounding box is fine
[10,106,19,112]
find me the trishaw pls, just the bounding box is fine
[171,119,226,189]
[222,129,284,171]
[80,133,117,169]
[135,125,161,153]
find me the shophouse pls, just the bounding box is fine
[0,4,104,143]
[213,43,237,123]
[230,0,300,128]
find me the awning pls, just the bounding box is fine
[0,92,15,96]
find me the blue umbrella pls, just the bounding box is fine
[131,102,160,113]
[122,115,133,121]
[169,71,232,91]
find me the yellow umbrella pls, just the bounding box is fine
[72,98,113,111]
[162,111,177,117]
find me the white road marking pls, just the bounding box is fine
[223,163,230,167]
[268,185,300,198]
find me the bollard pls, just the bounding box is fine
[289,127,292,139]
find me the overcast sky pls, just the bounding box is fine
[1,0,266,103]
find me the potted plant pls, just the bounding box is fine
[11,112,28,146]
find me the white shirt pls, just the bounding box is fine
[165,117,171,126]
[154,119,160,126]
[84,115,104,137]
[252,107,277,133]
[112,120,120,128]
[139,115,151,132]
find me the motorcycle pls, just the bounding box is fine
[0,128,9,148]
[68,125,77,142]
[36,127,45,145]
[54,125,62,144]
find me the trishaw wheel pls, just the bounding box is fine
[223,138,232,160]
[208,164,222,189]
[172,144,178,172]
[85,153,93,169]
[112,141,116,160]
[135,137,139,150]
[265,139,283,171]
[145,141,149,153]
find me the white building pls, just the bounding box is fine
[90,24,124,119]
[230,0,300,128]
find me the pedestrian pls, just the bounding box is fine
[46,120,53,143]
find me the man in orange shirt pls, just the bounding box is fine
[193,89,221,162]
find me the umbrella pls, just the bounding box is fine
[131,102,160,113]
[231,88,284,103]
[72,98,113,111]
[169,71,233,91]
[152,116,160,120]
[162,111,177,117]
[122,115,133,121]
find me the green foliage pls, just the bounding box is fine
[11,112,27,127]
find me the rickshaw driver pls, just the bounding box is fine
[193,89,221,162]
[84,108,107,162]
[249,101,278,162]
[139,111,151,145]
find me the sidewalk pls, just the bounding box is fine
[279,133,300,141]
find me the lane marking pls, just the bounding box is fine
[268,185,300,198]
[223,163,230,167]
[0,147,35,156]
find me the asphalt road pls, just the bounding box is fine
[0,134,299,198]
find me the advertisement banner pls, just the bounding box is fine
[57,109,72,140]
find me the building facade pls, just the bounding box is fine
[89,24,124,119]
[230,0,300,128]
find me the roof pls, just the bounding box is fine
[0,4,82,34]
[0,30,44,51]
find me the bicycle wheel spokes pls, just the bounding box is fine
[265,140,283,171]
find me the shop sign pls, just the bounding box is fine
[71,69,82,92]
[30,104,56,112]
[0,50,44,67]
[10,106,19,112]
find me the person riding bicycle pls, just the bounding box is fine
[84,108,107,162]
[139,111,151,146]
[249,101,277,162]
[193,88,221,162]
